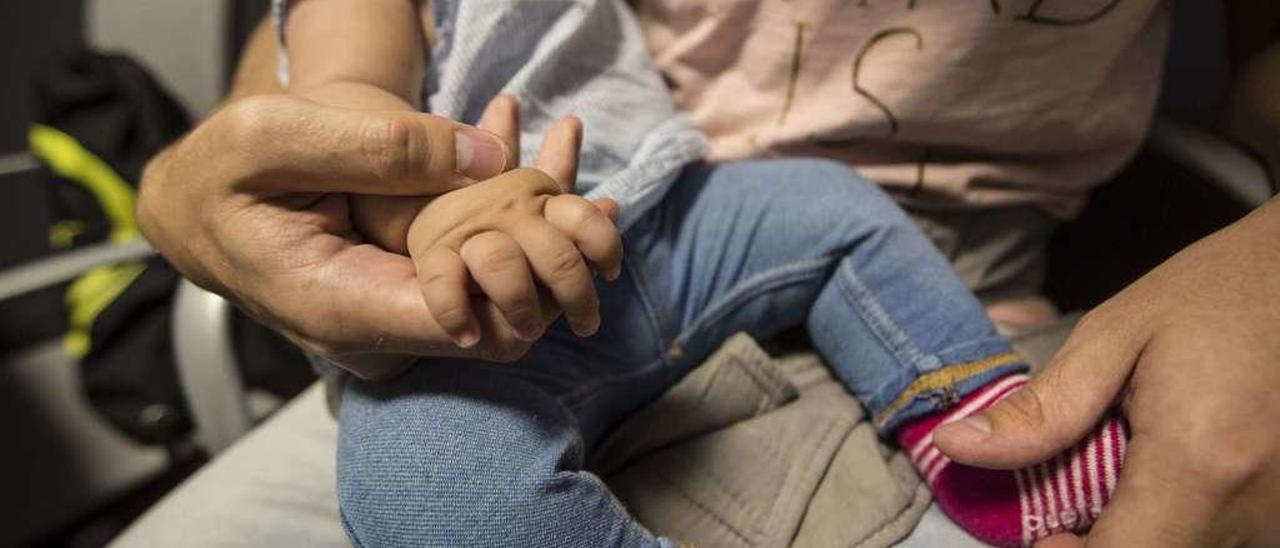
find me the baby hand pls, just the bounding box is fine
[406,111,622,349]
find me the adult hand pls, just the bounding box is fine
[341,96,620,347]
[138,94,560,379]
[934,197,1280,546]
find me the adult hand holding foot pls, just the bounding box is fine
[934,196,1280,547]
[136,92,565,380]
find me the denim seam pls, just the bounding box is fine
[560,358,668,410]
[674,256,838,349]
[934,336,1016,360]
[577,472,670,547]
[556,249,674,409]
[624,247,676,360]
[339,506,367,548]
[833,261,938,384]
[552,268,668,407]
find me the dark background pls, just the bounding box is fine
[0,0,270,351]
[0,1,85,348]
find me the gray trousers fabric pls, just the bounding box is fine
[904,204,1058,305]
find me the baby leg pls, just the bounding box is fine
[897,377,1126,546]
[625,158,1027,409]
[336,359,673,548]
[626,159,1125,547]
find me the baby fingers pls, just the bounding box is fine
[415,246,480,348]
[459,231,544,341]
[511,219,600,337]
[544,194,623,281]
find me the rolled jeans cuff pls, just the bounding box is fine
[872,350,1030,435]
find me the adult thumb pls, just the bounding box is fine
[223,96,509,196]
[933,312,1143,469]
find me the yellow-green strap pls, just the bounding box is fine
[29,124,146,357]
[29,124,140,243]
[62,262,147,358]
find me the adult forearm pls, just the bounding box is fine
[285,0,426,108]
[1189,194,1280,292]
[227,16,284,102]
[1241,194,1280,238]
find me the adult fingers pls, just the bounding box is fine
[544,194,623,281]
[414,245,480,347]
[459,231,545,341]
[933,311,1143,469]
[1075,434,1215,547]
[216,95,509,196]
[533,116,581,192]
[511,219,599,337]
[478,95,521,168]
[1033,534,1084,548]
[1076,339,1269,547]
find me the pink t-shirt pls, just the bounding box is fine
[639,1,1171,217]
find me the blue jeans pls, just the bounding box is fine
[337,159,1027,547]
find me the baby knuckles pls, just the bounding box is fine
[407,167,564,252]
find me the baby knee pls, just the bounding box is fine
[803,160,906,218]
[773,159,916,235]
[337,439,566,545]
[746,159,905,216]
[335,379,593,545]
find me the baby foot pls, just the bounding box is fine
[897,375,1126,547]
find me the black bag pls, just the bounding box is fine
[31,51,313,446]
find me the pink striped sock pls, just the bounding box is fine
[895,374,1127,547]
